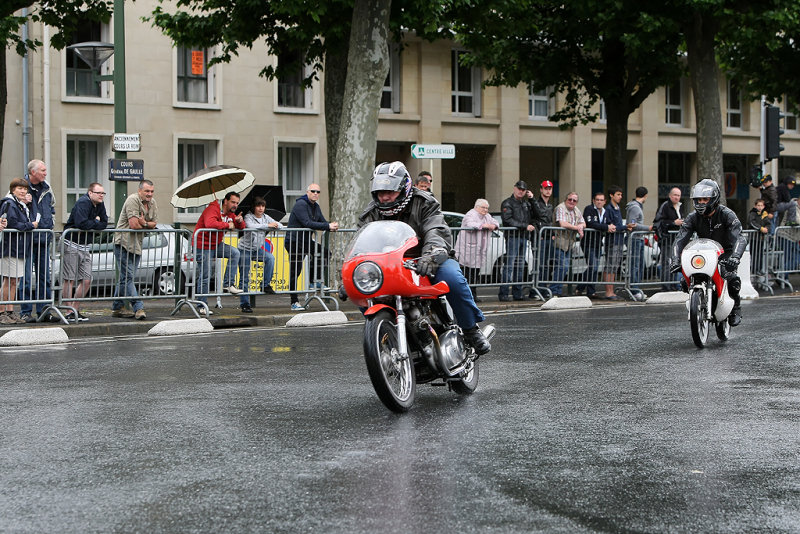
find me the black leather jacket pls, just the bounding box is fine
[531,197,554,231]
[672,206,746,261]
[357,189,451,258]
[500,195,531,231]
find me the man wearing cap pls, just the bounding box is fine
[531,180,555,296]
[775,176,798,227]
[499,180,534,301]
[414,171,433,193]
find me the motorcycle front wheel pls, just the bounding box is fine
[690,288,709,348]
[451,361,479,395]
[363,310,416,412]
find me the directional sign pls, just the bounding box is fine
[109,159,145,181]
[113,133,141,152]
[411,144,456,159]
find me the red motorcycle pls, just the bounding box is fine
[341,220,495,413]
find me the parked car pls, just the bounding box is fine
[52,224,191,296]
[442,211,535,280]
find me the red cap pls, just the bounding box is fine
[541,180,554,188]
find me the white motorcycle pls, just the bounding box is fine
[680,239,735,348]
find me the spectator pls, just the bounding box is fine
[625,186,652,301]
[775,176,798,227]
[653,187,685,291]
[414,171,432,193]
[19,159,55,323]
[748,198,770,276]
[454,198,498,302]
[62,182,108,322]
[285,183,339,311]
[0,178,38,324]
[759,174,777,233]
[193,192,246,315]
[111,180,157,320]
[498,180,533,301]
[531,180,555,296]
[237,197,282,313]
[603,185,625,300]
[577,191,613,298]
[552,192,585,297]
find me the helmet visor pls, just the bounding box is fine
[691,182,717,200]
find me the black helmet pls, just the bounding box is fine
[691,179,721,216]
[371,161,412,216]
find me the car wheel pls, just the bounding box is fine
[153,268,183,296]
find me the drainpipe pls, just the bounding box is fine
[21,8,29,171]
[43,24,51,170]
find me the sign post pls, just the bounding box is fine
[411,144,456,159]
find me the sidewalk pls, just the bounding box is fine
[1,284,795,340]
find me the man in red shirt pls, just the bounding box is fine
[192,192,246,313]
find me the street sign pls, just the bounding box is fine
[109,159,144,181]
[411,144,455,159]
[113,133,141,152]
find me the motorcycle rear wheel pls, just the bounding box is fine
[451,361,479,395]
[690,289,709,348]
[715,317,730,341]
[363,310,416,412]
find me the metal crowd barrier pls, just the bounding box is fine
[56,227,192,323]
[770,225,800,292]
[0,228,57,323]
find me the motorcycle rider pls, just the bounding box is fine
[670,179,747,326]
[355,161,491,355]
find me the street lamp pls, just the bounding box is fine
[66,0,127,217]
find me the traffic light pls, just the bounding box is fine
[765,104,785,161]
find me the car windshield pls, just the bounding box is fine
[345,221,417,260]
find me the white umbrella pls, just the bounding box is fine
[171,165,255,208]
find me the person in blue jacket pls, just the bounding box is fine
[62,182,109,322]
[0,178,39,324]
[283,183,339,311]
[18,159,56,322]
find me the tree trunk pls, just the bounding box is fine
[331,0,391,228]
[324,44,349,209]
[0,48,6,169]
[603,100,631,197]
[686,12,724,201]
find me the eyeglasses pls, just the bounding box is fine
[308,189,321,194]
[91,191,106,196]
[566,197,578,202]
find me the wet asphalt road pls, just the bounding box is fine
[1,297,799,533]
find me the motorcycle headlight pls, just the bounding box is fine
[353,261,383,294]
[691,255,705,269]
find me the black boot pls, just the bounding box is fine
[728,304,742,327]
[464,326,491,356]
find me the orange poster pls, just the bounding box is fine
[191,50,205,75]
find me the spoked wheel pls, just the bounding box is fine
[715,317,731,341]
[363,310,415,412]
[690,289,710,348]
[451,360,479,395]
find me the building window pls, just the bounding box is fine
[599,99,607,122]
[278,143,314,209]
[277,51,312,109]
[65,20,111,100]
[380,46,401,113]
[66,136,107,213]
[177,139,219,216]
[451,50,481,117]
[176,47,216,104]
[665,83,683,126]
[528,84,552,119]
[726,81,742,129]
[783,98,797,132]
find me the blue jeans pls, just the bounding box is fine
[550,247,570,296]
[629,238,644,289]
[238,247,276,306]
[196,244,240,304]
[499,236,527,299]
[19,236,52,316]
[431,258,485,329]
[112,245,143,312]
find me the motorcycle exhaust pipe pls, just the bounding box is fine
[481,324,496,342]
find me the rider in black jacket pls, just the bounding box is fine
[357,161,491,355]
[670,179,747,326]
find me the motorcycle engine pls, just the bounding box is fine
[438,327,466,371]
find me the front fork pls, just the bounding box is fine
[690,280,714,321]
[393,295,410,359]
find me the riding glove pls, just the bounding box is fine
[415,249,448,277]
[719,257,740,280]
[338,285,348,301]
